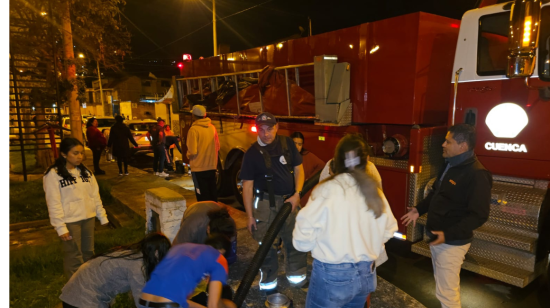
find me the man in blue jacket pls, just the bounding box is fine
[401,123,492,308]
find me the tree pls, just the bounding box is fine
[10,0,131,167]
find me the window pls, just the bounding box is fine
[477,12,509,76]
[129,123,157,131]
[96,119,116,127]
[161,80,171,87]
[538,6,550,82]
[142,81,151,87]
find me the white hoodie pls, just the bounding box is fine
[293,173,397,264]
[43,167,109,236]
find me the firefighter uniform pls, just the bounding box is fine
[240,115,307,290]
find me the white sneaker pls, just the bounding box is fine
[154,172,159,176]
[158,172,169,177]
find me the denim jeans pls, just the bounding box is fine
[153,145,166,173]
[306,259,376,308]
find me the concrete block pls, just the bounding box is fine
[145,187,187,243]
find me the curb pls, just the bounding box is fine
[10,219,51,231]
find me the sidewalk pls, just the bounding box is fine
[94,153,424,308]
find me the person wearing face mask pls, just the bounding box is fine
[43,137,109,279]
[239,112,308,293]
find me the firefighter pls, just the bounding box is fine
[240,112,307,292]
[401,124,492,308]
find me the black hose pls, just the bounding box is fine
[232,170,322,307]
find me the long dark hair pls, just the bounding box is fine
[320,134,384,218]
[44,137,91,180]
[208,208,236,239]
[290,131,305,154]
[205,233,231,258]
[92,232,171,281]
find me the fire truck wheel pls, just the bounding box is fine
[230,157,244,206]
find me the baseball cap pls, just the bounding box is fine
[255,112,277,127]
[192,105,206,117]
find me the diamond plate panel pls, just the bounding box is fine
[406,133,445,242]
[314,102,352,127]
[411,241,547,288]
[488,181,547,232]
[369,157,408,169]
[474,224,537,252]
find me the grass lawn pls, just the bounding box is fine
[10,179,49,224]
[10,178,145,308]
[10,217,146,308]
[10,150,43,174]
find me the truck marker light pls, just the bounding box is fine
[485,142,528,153]
[369,45,379,54]
[393,232,406,240]
[277,43,283,48]
[318,136,325,141]
[410,165,414,173]
[323,56,338,60]
[349,44,353,49]
[485,103,528,138]
[523,16,532,47]
[250,125,257,133]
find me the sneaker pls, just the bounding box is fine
[124,172,129,176]
[158,172,169,177]
[119,173,123,176]
[154,172,159,176]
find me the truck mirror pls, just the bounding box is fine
[507,0,542,78]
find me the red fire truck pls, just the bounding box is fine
[175,0,550,288]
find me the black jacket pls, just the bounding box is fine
[416,155,492,244]
[107,123,138,157]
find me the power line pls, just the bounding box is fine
[126,0,276,62]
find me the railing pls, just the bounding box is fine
[176,62,317,120]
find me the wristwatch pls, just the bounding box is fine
[298,191,303,198]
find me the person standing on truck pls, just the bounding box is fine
[240,112,308,292]
[186,105,220,202]
[401,124,492,308]
[293,134,397,308]
[149,118,169,177]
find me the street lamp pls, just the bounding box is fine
[78,53,85,58]
[212,0,217,56]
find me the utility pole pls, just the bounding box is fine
[61,0,83,143]
[213,0,217,56]
[309,16,312,36]
[97,61,105,115]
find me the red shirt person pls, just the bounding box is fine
[86,118,107,175]
[291,132,325,205]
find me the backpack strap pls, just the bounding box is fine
[253,142,276,208]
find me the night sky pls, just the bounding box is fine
[121,0,480,77]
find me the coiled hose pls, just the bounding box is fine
[233,170,322,307]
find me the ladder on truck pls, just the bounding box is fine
[175,55,352,125]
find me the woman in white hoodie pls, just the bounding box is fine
[293,134,398,308]
[43,137,109,279]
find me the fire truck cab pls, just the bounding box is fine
[175,0,550,288]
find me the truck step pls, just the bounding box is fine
[411,241,546,288]
[415,215,537,253]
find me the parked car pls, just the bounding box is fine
[124,119,158,154]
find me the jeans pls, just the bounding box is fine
[62,217,96,279]
[306,259,376,308]
[153,145,166,173]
